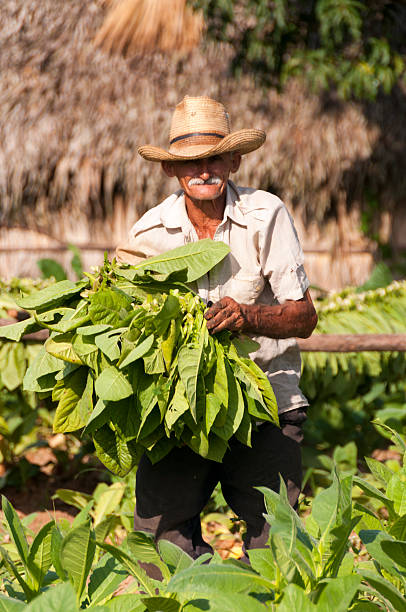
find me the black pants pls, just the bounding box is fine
[134,408,307,560]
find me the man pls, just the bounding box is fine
[116,95,317,560]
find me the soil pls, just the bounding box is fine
[0,446,107,534]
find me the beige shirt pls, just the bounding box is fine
[116,181,310,414]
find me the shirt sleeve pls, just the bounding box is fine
[259,203,309,302]
[115,235,149,265]
[115,211,164,265]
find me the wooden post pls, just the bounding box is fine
[297,334,406,352]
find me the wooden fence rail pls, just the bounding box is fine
[297,335,406,352]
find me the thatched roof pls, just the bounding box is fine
[1,0,405,238]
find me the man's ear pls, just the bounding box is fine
[162,161,175,177]
[230,153,242,173]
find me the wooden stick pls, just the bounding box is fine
[297,334,406,352]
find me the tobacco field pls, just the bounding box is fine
[0,244,405,610]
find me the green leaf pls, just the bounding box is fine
[311,471,339,533]
[87,553,128,606]
[359,530,400,578]
[390,515,406,541]
[141,598,180,612]
[93,424,138,476]
[60,520,96,605]
[95,328,127,361]
[83,398,112,435]
[23,347,64,391]
[316,575,361,612]
[153,295,181,336]
[102,594,146,611]
[71,333,98,366]
[119,335,154,369]
[212,360,244,439]
[248,548,276,581]
[165,379,189,430]
[234,409,252,447]
[0,544,35,601]
[381,539,406,570]
[45,334,82,364]
[25,581,78,612]
[15,280,86,311]
[0,317,37,341]
[146,436,176,465]
[1,496,29,567]
[130,239,230,282]
[365,457,394,486]
[213,344,228,407]
[96,542,157,597]
[126,532,171,581]
[54,489,93,510]
[204,393,222,436]
[182,594,266,612]
[230,335,260,356]
[88,288,132,327]
[167,563,273,597]
[157,540,194,574]
[95,515,121,544]
[358,569,406,612]
[386,474,406,516]
[276,584,315,611]
[37,258,67,281]
[51,526,67,581]
[26,521,54,591]
[1,343,26,391]
[95,367,133,401]
[93,483,125,526]
[143,346,166,375]
[76,324,112,335]
[0,594,26,611]
[353,476,395,515]
[178,345,204,421]
[53,368,93,433]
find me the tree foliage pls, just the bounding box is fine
[190,0,406,99]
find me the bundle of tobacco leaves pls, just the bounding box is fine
[0,240,278,476]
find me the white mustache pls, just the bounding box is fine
[188,176,222,187]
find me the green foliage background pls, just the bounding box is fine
[190,0,406,99]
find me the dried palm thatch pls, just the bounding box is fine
[0,0,405,251]
[95,0,204,55]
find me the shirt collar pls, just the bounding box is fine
[224,180,247,227]
[160,181,247,230]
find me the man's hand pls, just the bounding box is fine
[204,297,248,334]
[204,290,318,338]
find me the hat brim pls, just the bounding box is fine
[138,129,266,162]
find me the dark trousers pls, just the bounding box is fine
[134,408,307,560]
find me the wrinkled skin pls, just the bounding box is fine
[204,293,318,339]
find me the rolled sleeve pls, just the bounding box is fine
[259,204,309,302]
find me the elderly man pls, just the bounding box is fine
[116,95,317,560]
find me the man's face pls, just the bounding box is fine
[162,153,241,202]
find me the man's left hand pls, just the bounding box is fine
[204,297,248,334]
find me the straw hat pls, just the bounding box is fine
[138,96,266,162]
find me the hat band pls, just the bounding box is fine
[170,131,225,145]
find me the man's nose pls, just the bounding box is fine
[197,161,210,178]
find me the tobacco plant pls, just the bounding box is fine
[0,240,278,476]
[1,438,406,610]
